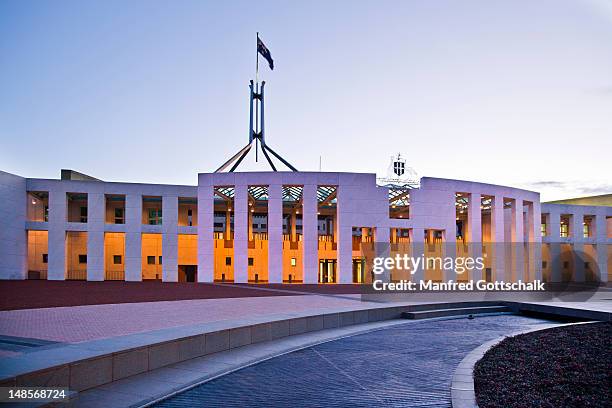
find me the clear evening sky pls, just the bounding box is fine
[1,0,611,201]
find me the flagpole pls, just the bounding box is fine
[255,32,260,162]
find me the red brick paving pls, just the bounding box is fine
[0,281,362,311]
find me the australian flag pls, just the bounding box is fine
[257,37,274,70]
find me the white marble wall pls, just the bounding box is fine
[542,203,611,283]
[19,177,196,281]
[0,171,27,279]
[2,169,609,285]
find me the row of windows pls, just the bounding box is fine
[32,206,196,226]
[224,257,298,267]
[41,254,298,267]
[41,254,123,264]
[212,223,270,229]
[541,223,591,238]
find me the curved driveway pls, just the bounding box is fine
[155,315,556,408]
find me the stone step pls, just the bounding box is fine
[401,306,512,320]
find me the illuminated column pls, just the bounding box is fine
[225,211,231,238]
[124,193,142,281]
[87,192,104,281]
[530,201,542,281]
[337,224,352,284]
[572,210,585,282]
[410,228,425,282]
[374,226,390,283]
[594,213,608,283]
[197,184,214,282]
[268,183,283,283]
[511,198,524,282]
[336,185,352,284]
[291,211,297,241]
[468,193,482,281]
[548,208,561,242]
[302,184,318,283]
[47,188,66,280]
[548,207,561,282]
[162,195,178,282]
[443,227,457,282]
[234,184,249,283]
[248,202,253,240]
[549,242,561,282]
[490,195,505,281]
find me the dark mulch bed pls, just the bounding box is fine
[0,281,362,310]
[474,322,611,408]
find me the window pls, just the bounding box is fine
[584,262,590,269]
[560,224,569,238]
[113,255,122,264]
[225,257,232,266]
[42,254,48,263]
[583,223,590,238]
[261,224,266,229]
[542,261,547,269]
[214,223,223,228]
[187,209,193,226]
[158,256,162,265]
[44,206,49,222]
[248,257,254,266]
[78,254,87,264]
[114,208,124,224]
[80,207,88,223]
[148,209,162,225]
[147,256,156,265]
[540,223,547,236]
[290,257,296,267]
[563,261,569,269]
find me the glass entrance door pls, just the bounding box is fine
[318,259,337,283]
[352,258,365,283]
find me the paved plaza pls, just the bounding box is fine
[0,294,368,343]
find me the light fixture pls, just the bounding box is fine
[31,199,36,205]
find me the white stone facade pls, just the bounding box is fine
[1,170,610,283]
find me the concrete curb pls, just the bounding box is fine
[450,321,597,408]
